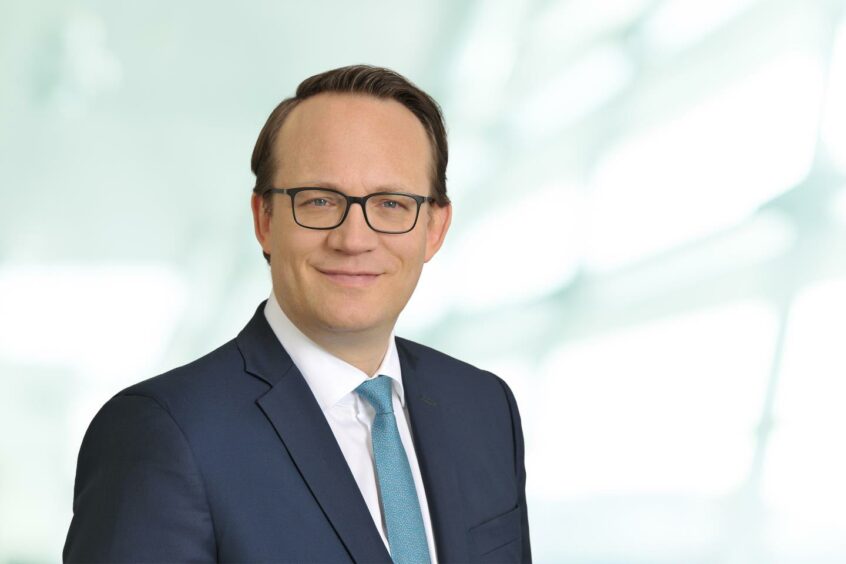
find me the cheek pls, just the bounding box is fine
[271,225,322,261]
[269,233,322,289]
[390,239,428,282]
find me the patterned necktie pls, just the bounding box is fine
[356,375,432,564]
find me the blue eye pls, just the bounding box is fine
[375,198,409,210]
[304,198,331,207]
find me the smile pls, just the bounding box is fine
[317,269,382,288]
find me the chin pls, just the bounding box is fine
[318,305,393,334]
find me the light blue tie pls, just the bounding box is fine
[356,375,431,564]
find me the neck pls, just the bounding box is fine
[310,329,391,377]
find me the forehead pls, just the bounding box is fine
[273,93,433,189]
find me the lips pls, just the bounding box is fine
[316,268,382,288]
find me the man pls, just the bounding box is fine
[64,65,531,563]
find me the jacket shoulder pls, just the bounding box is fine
[117,338,257,412]
[395,336,512,397]
[396,336,487,373]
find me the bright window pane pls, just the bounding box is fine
[532,301,777,499]
[762,277,846,559]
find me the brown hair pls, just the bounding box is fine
[251,65,450,262]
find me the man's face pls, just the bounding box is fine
[252,93,451,340]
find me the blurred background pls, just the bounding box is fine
[2,0,846,562]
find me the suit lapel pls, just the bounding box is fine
[237,304,391,564]
[398,340,471,563]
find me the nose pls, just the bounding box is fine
[326,201,379,254]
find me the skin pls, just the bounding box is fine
[252,93,452,375]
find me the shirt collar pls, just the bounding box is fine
[263,292,405,410]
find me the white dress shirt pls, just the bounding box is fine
[263,293,438,562]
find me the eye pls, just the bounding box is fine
[304,197,331,207]
[375,197,409,210]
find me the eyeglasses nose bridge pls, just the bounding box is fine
[339,195,371,227]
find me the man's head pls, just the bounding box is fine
[250,65,452,340]
[252,65,450,239]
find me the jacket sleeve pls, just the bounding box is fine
[499,378,532,563]
[64,394,217,563]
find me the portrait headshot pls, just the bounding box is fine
[62,65,531,563]
[3,2,846,563]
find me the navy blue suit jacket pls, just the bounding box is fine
[64,302,531,563]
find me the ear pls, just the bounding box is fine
[424,202,452,262]
[251,193,273,256]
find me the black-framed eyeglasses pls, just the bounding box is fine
[268,187,436,234]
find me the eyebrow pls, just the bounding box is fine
[294,181,419,194]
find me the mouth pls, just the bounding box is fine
[316,268,382,288]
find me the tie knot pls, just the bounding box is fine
[355,375,394,414]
